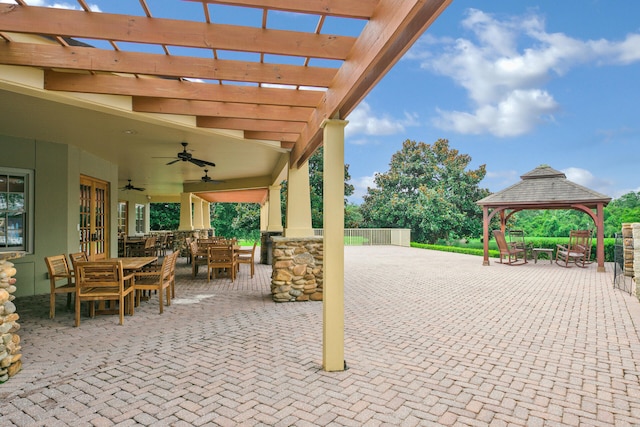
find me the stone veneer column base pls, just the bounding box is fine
[0,251,25,383]
[271,236,323,302]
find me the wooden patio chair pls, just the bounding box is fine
[129,236,157,257]
[133,251,178,314]
[236,241,257,278]
[493,230,527,265]
[207,245,237,282]
[74,260,135,326]
[44,254,76,319]
[508,229,533,260]
[190,240,208,278]
[555,230,592,268]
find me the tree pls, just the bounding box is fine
[604,191,640,237]
[211,202,260,239]
[150,203,180,230]
[360,139,489,243]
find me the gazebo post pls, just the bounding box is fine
[596,203,605,272]
[482,206,490,266]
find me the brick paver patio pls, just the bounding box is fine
[1,246,639,426]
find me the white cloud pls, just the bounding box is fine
[345,101,418,141]
[411,8,640,137]
[562,167,614,196]
[348,174,377,204]
[433,89,558,137]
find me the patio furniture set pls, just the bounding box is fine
[493,229,593,267]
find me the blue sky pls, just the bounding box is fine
[13,0,640,204]
[345,1,640,203]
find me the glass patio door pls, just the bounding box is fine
[79,175,109,260]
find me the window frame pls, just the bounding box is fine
[0,167,34,253]
[135,203,145,234]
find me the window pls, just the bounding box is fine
[135,204,145,234]
[117,201,127,234]
[0,168,33,252]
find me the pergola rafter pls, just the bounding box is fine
[0,0,452,190]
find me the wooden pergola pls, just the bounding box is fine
[0,0,453,196]
[477,166,612,272]
[0,0,453,372]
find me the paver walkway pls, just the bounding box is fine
[1,246,639,426]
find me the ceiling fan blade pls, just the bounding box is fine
[133,187,146,191]
[189,158,207,167]
[166,159,180,165]
[194,158,216,167]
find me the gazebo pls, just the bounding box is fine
[476,165,612,272]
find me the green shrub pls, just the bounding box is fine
[411,242,500,258]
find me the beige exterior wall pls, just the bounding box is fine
[0,134,118,297]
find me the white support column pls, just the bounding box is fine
[266,185,284,232]
[321,118,348,372]
[178,192,194,231]
[285,160,313,237]
[203,201,212,231]
[260,201,269,232]
[193,197,204,230]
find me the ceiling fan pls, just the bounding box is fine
[186,169,225,184]
[121,179,145,192]
[166,142,216,167]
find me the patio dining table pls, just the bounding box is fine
[99,256,158,271]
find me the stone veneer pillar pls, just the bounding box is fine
[0,252,24,382]
[270,236,323,302]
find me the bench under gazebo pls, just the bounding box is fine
[476,165,611,272]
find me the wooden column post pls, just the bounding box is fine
[178,193,193,231]
[193,197,204,230]
[596,203,605,272]
[322,118,348,372]
[285,160,313,238]
[266,185,283,232]
[483,206,490,266]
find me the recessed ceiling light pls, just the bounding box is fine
[122,129,137,135]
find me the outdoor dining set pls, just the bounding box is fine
[43,236,257,326]
[493,229,594,267]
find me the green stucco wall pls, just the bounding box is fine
[0,135,118,297]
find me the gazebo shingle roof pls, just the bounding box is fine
[476,165,611,207]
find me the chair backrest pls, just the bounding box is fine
[75,261,124,291]
[44,255,72,284]
[159,252,176,281]
[492,230,510,252]
[168,251,179,275]
[69,251,89,272]
[208,245,234,263]
[508,230,526,248]
[569,230,592,253]
[145,236,156,249]
[190,240,199,257]
[240,241,258,260]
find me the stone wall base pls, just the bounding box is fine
[271,236,323,302]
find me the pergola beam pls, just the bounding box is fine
[290,0,453,167]
[197,116,305,133]
[43,71,324,108]
[0,4,355,60]
[0,42,337,88]
[190,0,378,19]
[133,97,313,122]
